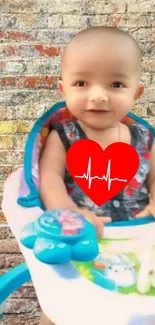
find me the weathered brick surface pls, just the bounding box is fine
[127,0,155,13]
[0,315,40,325]
[0,166,13,180]
[4,298,40,314]
[0,226,14,239]
[0,239,20,253]
[0,0,154,323]
[0,45,60,58]
[0,121,33,134]
[0,89,61,106]
[1,76,55,89]
[11,283,37,299]
[0,254,25,268]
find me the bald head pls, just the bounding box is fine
[60,26,142,80]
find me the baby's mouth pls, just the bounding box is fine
[88,109,110,113]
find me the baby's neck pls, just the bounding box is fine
[77,121,129,149]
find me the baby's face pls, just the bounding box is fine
[58,37,144,130]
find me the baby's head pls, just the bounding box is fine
[58,26,144,130]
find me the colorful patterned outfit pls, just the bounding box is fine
[50,119,154,221]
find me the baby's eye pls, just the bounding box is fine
[111,82,124,88]
[75,81,87,87]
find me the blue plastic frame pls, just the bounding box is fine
[0,263,31,317]
[105,216,155,227]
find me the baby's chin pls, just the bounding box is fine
[80,117,118,131]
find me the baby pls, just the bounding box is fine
[39,26,155,240]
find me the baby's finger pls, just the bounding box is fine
[95,218,104,239]
[96,224,103,239]
[94,217,112,239]
[136,208,150,218]
[99,216,112,224]
[136,212,148,218]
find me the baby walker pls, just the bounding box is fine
[2,101,155,325]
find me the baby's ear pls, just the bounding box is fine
[57,79,65,97]
[134,84,144,100]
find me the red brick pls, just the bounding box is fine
[2,77,16,87]
[0,30,33,42]
[23,76,55,88]
[34,45,60,56]
[1,45,60,57]
[2,76,55,89]
[7,31,32,41]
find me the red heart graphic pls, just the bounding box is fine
[66,140,140,206]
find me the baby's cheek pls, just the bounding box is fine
[68,99,83,115]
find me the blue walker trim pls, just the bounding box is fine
[128,111,155,137]
[17,101,66,209]
[0,263,31,307]
[105,216,155,227]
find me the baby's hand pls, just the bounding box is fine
[136,203,155,219]
[70,207,112,239]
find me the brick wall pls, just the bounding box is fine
[0,0,154,323]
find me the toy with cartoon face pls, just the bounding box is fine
[93,252,137,288]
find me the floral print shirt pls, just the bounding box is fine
[51,119,154,221]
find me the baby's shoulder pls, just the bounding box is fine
[132,122,149,135]
[51,119,81,148]
[54,118,77,130]
[131,122,154,151]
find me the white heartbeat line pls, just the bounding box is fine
[75,157,127,190]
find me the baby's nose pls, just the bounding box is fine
[90,87,108,102]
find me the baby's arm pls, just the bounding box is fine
[136,140,155,218]
[39,130,77,210]
[147,141,155,203]
[39,130,111,238]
